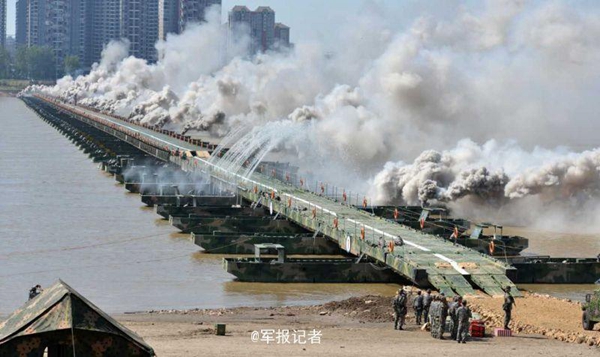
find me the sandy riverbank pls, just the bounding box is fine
[116,292,600,356]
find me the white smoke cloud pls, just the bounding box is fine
[25,1,600,231]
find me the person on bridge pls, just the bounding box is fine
[503,286,516,330]
[456,300,472,344]
[413,290,424,325]
[393,288,408,330]
[422,289,433,324]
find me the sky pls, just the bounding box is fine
[6,1,599,42]
[4,0,454,43]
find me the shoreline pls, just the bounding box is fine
[108,292,600,356]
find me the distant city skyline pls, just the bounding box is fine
[6,1,599,44]
[3,0,426,43]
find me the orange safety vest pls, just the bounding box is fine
[419,218,425,229]
[489,241,495,254]
[360,226,365,240]
[388,241,394,252]
[333,218,339,229]
[363,198,368,208]
[312,208,317,219]
[288,197,292,208]
[271,190,275,199]
[393,208,399,220]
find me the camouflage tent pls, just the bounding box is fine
[0,280,155,357]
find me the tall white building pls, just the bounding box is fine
[120,0,159,62]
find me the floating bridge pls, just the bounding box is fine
[24,95,519,297]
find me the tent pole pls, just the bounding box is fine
[70,323,77,357]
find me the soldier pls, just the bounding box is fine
[413,291,424,325]
[423,289,433,324]
[429,296,439,338]
[456,300,472,343]
[439,293,449,339]
[503,286,516,330]
[449,296,463,340]
[393,288,408,330]
[429,296,444,339]
[28,284,42,301]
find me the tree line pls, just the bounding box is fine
[0,46,80,80]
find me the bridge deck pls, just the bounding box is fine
[34,96,518,297]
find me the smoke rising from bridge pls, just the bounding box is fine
[25,1,600,232]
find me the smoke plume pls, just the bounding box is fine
[24,1,600,232]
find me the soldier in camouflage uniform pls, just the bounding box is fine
[429,296,442,339]
[503,286,516,330]
[456,300,472,343]
[413,290,424,325]
[423,289,433,324]
[439,293,449,339]
[449,296,463,340]
[393,288,408,330]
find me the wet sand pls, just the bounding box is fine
[118,293,600,356]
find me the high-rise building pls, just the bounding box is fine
[25,0,42,47]
[228,5,289,54]
[15,0,27,46]
[0,0,6,48]
[22,0,88,75]
[120,0,159,62]
[274,23,290,48]
[90,0,121,67]
[179,0,221,32]
[159,0,179,41]
[160,0,221,41]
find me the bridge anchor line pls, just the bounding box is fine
[25,95,519,297]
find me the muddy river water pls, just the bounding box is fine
[0,97,596,314]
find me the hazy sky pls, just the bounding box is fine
[4,0,453,42]
[6,1,598,42]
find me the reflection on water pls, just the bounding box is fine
[1,97,597,315]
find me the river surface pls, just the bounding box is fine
[0,97,597,314]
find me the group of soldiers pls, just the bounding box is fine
[393,286,517,343]
[392,287,472,343]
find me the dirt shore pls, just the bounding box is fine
[117,292,600,356]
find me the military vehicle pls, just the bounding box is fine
[364,206,528,257]
[582,290,600,330]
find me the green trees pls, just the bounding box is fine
[0,48,11,78]
[2,46,69,80]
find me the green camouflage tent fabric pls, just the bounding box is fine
[0,280,155,357]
